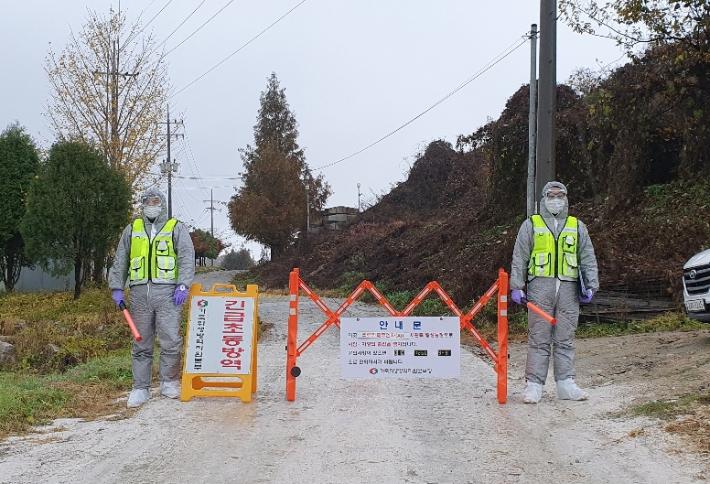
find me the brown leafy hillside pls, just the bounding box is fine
[250,140,710,311]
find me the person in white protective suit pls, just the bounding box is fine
[510,181,599,404]
[108,187,196,408]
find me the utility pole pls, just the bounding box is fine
[304,169,311,234]
[536,0,557,204]
[159,105,183,218]
[357,183,361,212]
[202,190,225,267]
[93,36,137,168]
[527,24,539,217]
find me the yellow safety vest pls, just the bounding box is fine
[528,215,579,282]
[129,218,178,285]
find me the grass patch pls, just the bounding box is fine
[631,392,710,420]
[0,288,135,373]
[577,311,702,338]
[0,351,134,439]
[195,265,224,274]
[231,271,260,292]
[386,291,453,316]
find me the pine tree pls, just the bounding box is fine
[20,141,131,299]
[0,123,40,292]
[228,73,331,259]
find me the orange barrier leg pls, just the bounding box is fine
[287,269,299,401]
[496,269,509,404]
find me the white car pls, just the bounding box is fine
[682,249,710,323]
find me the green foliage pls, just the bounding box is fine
[0,353,134,437]
[20,140,131,299]
[190,229,227,262]
[632,392,710,420]
[577,311,702,338]
[0,123,41,292]
[0,374,72,433]
[64,352,132,386]
[386,291,455,317]
[221,247,256,270]
[228,73,332,259]
[230,270,260,291]
[0,288,134,373]
[338,271,367,293]
[560,1,710,54]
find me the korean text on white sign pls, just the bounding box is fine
[185,296,255,374]
[340,317,460,378]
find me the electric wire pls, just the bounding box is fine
[125,0,174,46]
[181,126,212,198]
[154,0,206,51]
[170,0,307,99]
[165,0,235,56]
[311,34,529,171]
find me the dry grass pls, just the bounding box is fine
[665,404,710,454]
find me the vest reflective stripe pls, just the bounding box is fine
[129,218,178,285]
[528,215,579,281]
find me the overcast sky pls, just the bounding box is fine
[1,1,627,257]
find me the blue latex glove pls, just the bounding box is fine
[174,285,189,306]
[511,289,526,305]
[579,289,594,303]
[112,289,125,307]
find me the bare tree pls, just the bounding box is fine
[44,8,168,192]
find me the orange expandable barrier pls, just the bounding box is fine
[287,268,510,404]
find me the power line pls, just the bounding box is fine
[165,0,235,56]
[312,34,529,172]
[181,126,211,198]
[170,0,307,99]
[125,0,174,46]
[154,0,206,51]
[148,172,243,181]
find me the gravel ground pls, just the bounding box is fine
[0,270,708,483]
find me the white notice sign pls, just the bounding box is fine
[340,317,460,378]
[184,296,255,374]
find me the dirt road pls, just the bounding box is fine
[0,271,708,483]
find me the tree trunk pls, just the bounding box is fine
[92,247,106,284]
[73,255,83,300]
[270,244,282,261]
[1,234,24,293]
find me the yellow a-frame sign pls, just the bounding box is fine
[181,283,258,403]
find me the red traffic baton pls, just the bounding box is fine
[118,301,142,341]
[521,297,557,325]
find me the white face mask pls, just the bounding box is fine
[545,198,565,216]
[143,206,162,220]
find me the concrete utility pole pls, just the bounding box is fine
[159,105,183,218]
[202,190,226,267]
[93,38,137,168]
[357,183,361,212]
[305,172,311,234]
[527,23,539,217]
[209,189,215,267]
[536,0,557,203]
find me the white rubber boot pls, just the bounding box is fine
[556,378,589,401]
[522,381,543,404]
[160,380,181,399]
[127,388,151,408]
